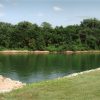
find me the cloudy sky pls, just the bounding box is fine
[0,0,99,26]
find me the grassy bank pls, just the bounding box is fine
[0,69,100,100]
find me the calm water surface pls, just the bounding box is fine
[0,54,100,83]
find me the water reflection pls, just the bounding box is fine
[0,54,100,83]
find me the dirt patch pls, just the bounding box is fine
[0,75,26,93]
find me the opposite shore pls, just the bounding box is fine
[0,50,100,54]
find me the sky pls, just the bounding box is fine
[0,0,100,26]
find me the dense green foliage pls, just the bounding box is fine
[0,18,100,51]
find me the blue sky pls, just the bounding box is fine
[0,0,100,26]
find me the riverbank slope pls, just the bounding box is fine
[0,68,100,100]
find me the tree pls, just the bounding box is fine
[0,18,100,51]
[0,22,13,48]
[41,22,52,29]
[81,18,100,29]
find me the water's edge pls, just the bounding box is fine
[0,50,100,54]
[64,67,100,78]
[0,67,100,93]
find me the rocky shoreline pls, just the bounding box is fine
[0,76,26,93]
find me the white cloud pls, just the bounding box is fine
[37,13,44,17]
[33,12,44,18]
[0,4,4,17]
[0,4,4,8]
[0,12,4,17]
[53,6,63,12]
[12,0,17,6]
[76,16,91,19]
[5,0,9,2]
[3,0,17,6]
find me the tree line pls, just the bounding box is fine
[0,18,100,51]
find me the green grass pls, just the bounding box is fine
[0,70,100,100]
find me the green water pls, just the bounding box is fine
[0,54,100,83]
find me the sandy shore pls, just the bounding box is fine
[0,50,100,54]
[64,50,100,54]
[0,50,50,54]
[0,76,25,93]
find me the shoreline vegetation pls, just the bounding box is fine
[0,67,100,99]
[0,18,100,52]
[0,50,100,54]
